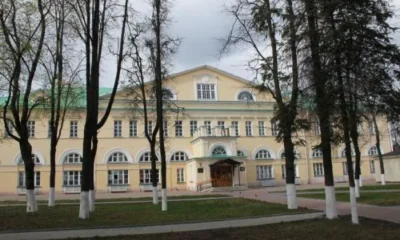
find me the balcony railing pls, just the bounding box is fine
[192,126,238,140]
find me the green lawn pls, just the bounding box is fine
[296,184,400,193]
[299,192,400,206]
[0,194,230,204]
[72,217,400,240]
[0,198,309,232]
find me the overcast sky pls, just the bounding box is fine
[100,0,400,87]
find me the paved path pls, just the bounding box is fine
[228,189,400,223]
[293,189,400,195]
[0,212,324,240]
[0,196,235,207]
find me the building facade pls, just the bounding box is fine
[0,66,393,194]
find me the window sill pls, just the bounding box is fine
[108,184,130,186]
[62,185,81,187]
[177,182,186,184]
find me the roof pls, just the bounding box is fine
[209,158,242,167]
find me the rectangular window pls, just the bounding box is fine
[204,121,212,135]
[147,121,153,136]
[196,83,216,100]
[313,163,324,176]
[175,120,183,137]
[70,121,78,138]
[108,170,129,185]
[190,121,198,136]
[63,171,82,186]
[232,121,239,136]
[369,121,376,135]
[4,120,13,137]
[245,121,252,136]
[114,120,122,137]
[256,165,273,179]
[342,162,348,175]
[140,169,159,184]
[18,172,40,187]
[217,121,225,129]
[177,168,185,183]
[163,121,168,137]
[27,121,35,138]
[370,160,375,174]
[281,164,298,178]
[271,121,279,136]
[129,120,137,137]
[315,120,321,136]
[259,121,265,136]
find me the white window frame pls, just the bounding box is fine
[258,121,265,136]
[18,171,40,187]
[204,121,212,135]
[271,121,279,136]
[368,146,378,156]
[217,121,225,129]
[140,169,159,184]
[177,168,185,183]
[108,170,129,185]
[196,83,216,100]
[114,120,122,137]
[140,152,158,162]
[312,149,323,158]
[255,149,272,159]
[245,121,252,136]
[256,165,274,180]
[231,121,239,136]
[129,120,137,137]
[70,121,78,138]
[190,121,197,136]
[163,121,168,137]
[370,160,375,174]
[281,164,299,178]
[237,90,254,101]
[108,152,128,163]
[170,151,188,161]
[313,163,324,176]
[175,120,183,137]
[315,120,321,136]
[147,121,153,136]
[27,120,35,138]
[63,171,82,186]
[212,146,227,156]
[64,153,82,164]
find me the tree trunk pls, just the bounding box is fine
[150,144,159,205]
[48,141,56,207]
[79,126,92,219]
[303,0,337,219]
[373,114,385,185]
[284,136,297,209]
[350,119,362,198]
[20,141,37,213]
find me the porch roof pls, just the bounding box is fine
[209,158,242,167]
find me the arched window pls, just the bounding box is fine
[238,91,254,101]
[237,150,245,157]
[140,152,159,162]
[281,151,299,160]
[312,149,323,158]
[368,146,378,156]
[170,151,188,161]
[255,149,272,159]
[64,153,82,164]
[18,154,41,165]
[108,152,128,163]
[341,148,355,157]
[212,146,227,156]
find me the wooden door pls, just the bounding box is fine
[211,166,233,187]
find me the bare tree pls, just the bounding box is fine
[0,0,47,213]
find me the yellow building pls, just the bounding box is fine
[0,66,393,195]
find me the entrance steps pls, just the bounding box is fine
[202,185,248,193]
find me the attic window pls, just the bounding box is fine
[237,91,254,101]
[196,83,216,100]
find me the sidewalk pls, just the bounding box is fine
[229,189,400,223]
[0,212,324,240]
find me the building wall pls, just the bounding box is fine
[0,66,393,194]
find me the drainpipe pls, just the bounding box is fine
[303,129,310,184]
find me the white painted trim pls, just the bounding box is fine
[236,147,249,158]
[103,148,133,163]
[59,149,83,164]
[167,148,192,162]
[193,74,219,101]
[135,148,160,163]
[252,145,276,160]
[208,143,232,156]
[310,148,323,159]
[162,86,178,100]
[366,144,384,156]
[14,149,46,165]
[338,146,355,158]
[235,88,257,102]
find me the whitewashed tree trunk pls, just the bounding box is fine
[355,179,360,198]
[89,190,95,212]
[286,184,298,209]
[26,189,38,213]
[153,186,159,205]
[48,187,55,207]
[325,186,338,219]
[349,187,359,224]
[381,174,386,185]
[79,191,89,219]
[359,175,363,187]
[161,188,167,211]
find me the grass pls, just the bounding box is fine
[0,194,230,204]
[293,184,400,193]
[0,198,309,232]
[72,217,400,240]
[299,192,400,206]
